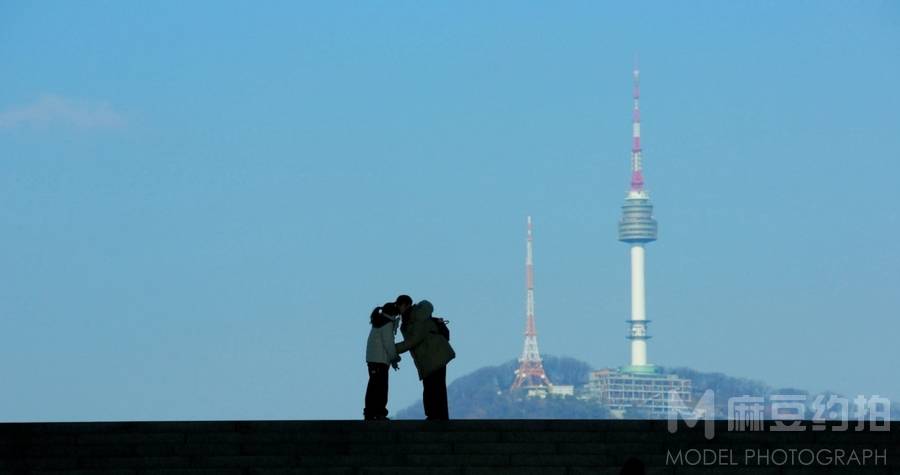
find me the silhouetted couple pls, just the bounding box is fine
[364,294,456,420]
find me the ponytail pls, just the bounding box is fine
[370,306,383,325]
[370,306,392,328]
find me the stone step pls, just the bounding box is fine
[0,420,896,474]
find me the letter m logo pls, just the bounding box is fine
[667,389,716,440]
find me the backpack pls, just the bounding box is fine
[430,317,450,341]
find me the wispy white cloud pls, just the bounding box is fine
[0,94,126,129]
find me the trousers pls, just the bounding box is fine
[364,362,389,419]
[422,365,449,420]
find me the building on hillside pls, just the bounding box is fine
[527,384,576,399]
[583,368,692,418]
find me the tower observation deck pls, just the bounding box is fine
[618,192,657,243]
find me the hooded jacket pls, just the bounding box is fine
[394,300,456,380]
[366,314,399,364]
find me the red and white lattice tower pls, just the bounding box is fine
[511,216,552,390]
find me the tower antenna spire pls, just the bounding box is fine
[511,216,552,390]
[630,60,644,192]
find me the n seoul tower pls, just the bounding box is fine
[618,65,659,374]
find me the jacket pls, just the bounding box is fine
[395,300,456,380]
[366,316,399,364]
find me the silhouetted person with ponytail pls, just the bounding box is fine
[363,302,401,420]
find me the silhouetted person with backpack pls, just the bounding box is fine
[364,302,401,420]
[394,295,455,420]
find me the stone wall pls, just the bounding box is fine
[1,420,896,474]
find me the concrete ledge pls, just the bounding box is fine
[0,420,896,474]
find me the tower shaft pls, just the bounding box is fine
[511,216,551,390]
[629,244,648,366]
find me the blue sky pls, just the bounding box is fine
[1,1,898,421]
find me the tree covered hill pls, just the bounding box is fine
[396,356,898,420]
